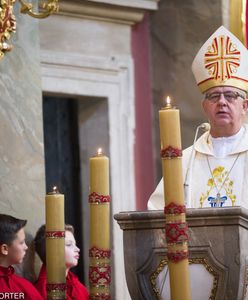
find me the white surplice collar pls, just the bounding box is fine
[194,124,248,156]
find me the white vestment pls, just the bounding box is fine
[148,124,248,210]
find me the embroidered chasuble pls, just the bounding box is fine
[148,125,248,210]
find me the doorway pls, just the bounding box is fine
[42,94,111,285]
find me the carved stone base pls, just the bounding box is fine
[115,207,248,299]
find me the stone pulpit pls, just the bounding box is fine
[114,207,248,300]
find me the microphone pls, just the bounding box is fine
[184,122,210,206]
[199,122,210,130]
[192,122,210,145]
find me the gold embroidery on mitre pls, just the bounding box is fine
[199,166,236,207]
[204,35,240,83]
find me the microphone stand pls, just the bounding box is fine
[184,123,210,207]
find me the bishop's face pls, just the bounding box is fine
[202,86,248,137]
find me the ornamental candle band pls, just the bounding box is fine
[159,97,184,206]
[45,187,66,300]
[89,148,110,249]
[89,148,111,299]
[159,96,191,300]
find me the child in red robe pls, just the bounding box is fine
[34,224,89,300]
[0,214,43,299]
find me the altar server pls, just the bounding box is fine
[34,224,89,300]
[0,214,43,299]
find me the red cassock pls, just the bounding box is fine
[0,265,43,299]
[35,264,89,300]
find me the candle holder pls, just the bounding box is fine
[19,0,58,18]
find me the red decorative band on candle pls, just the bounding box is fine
[164,202,186,215]
[89,246,111,259]
[89,266,111,285]
[166,222,188,244]
[46,231,65,238]
[167,250,189,263]
[161,146,182,158]
[90,295,110,300]
[46,283,67,291]
[89,192,111,204]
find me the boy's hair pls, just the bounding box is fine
[0,214,27,245]
[34,224,74,264]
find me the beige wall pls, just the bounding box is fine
[0,5,45,279]
[150,0,225,182]
[0,10,45,236]
[39,1,158,299]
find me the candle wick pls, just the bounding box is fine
[162,102,173,110]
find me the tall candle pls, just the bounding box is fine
[159,97,184,204]
[45,187,66,300]
[89,148,111,298]
[159,96,191,300]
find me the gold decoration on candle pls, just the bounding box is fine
[159,96,191,300]
[89,149,111,300]
[45,186,66,300]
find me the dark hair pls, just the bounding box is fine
[0,214,27,245]
[34,224,74,263]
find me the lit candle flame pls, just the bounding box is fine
[163,95,173,109]
[52,186,59,194]
[97,148,103,156]
[48,186,59,195]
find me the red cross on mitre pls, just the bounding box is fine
[204,35,240,82]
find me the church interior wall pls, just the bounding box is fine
[39,2,143,298]
[132,12,156,210]
[150,0,224,183]
[0,4,45,279]
[0,0,236,298]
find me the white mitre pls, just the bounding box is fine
[192,26,248,94]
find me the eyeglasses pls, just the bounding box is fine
[205,91,245,103]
